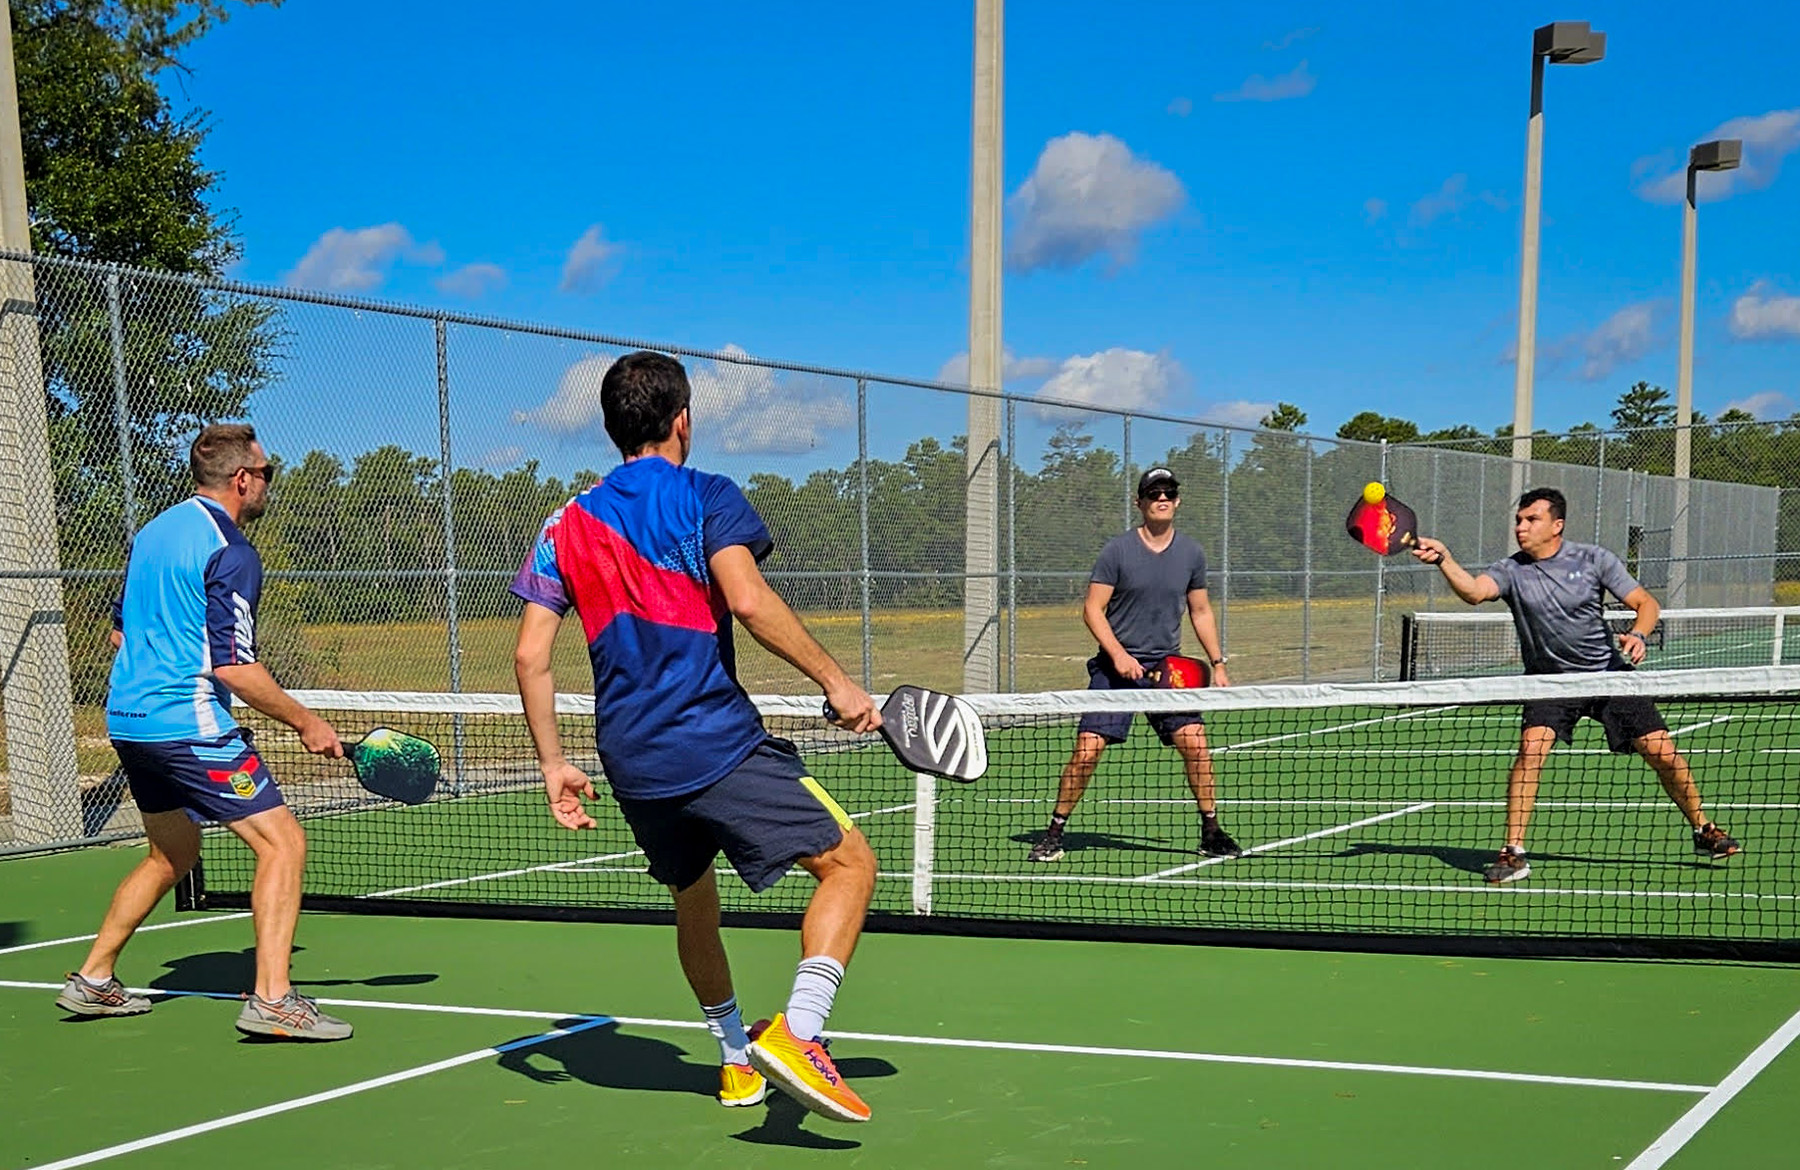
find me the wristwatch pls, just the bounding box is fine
[1211,655,1229,665]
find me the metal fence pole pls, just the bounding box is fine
[1302,439,1312,682]
[1374,439,1388,680]
[1006,395,1017,691]
[434,317,465,793]
[1122,413,1133,533]
[1476,457,1486,563]
[104,270,138,538]
[1218,431,1231,652]
[1595,432,1607,544]
[857,379,871,689]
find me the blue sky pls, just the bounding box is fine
[168,0,1799,476]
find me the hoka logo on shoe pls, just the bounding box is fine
[805,1050,840,1085]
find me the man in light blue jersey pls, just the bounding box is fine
[56,424,353,1040]
[1413,487,1740,885]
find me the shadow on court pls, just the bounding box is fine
[729,1054,896,1150]
[1338,841,1730,876]
[1007,830,1193,858]
[0,922,23,948]
[149,947,438,995]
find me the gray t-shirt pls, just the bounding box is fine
[1090,530,1208,660]
[1486,540,1642,674]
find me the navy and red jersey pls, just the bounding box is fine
[510,456,775,800]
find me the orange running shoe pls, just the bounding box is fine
[746,1012,871,1123]
[718,1062,767,1107]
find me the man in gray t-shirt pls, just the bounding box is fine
[1413,487,1740,885]
[1027,467,1242,863]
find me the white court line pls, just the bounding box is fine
[869,873,1800,901]
[1669,715,1735,736]
[362,801,917,898]
[1624,1004,1800,1169]
[0,980,1711,1097]
[0,912,251,959]
[975,798,1800,809]
[1141,803,1437,881]
[22,1013,612,1170]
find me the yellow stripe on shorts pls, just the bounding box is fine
[798,776,854,831]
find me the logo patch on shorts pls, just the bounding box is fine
[207,755,264,799]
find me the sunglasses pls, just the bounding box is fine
[1139,488,1179,501]
[237,464,276,483]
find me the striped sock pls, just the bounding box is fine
[702,995,750,1065]
[784,955,846,1042]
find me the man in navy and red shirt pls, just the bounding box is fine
[511,351,881,1124]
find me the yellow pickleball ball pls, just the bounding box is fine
[1362,481,1386,505]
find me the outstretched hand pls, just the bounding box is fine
[543,762,598,830]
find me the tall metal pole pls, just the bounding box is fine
[1670,165,1698,607]
[1509,50,1546,504]
[105,269,139,539]
[963,0,1003,693]
[858,379,871,689]
[434,317,465,794]
[0,1,81,843]
[1005,396,1017,691]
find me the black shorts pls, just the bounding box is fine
[1522,697,1668,753]
[1075,655,1204,747]
[613,737,849,893]
[112,729,285,823]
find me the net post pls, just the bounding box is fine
[857,379,871,689]
[1398,613,1417,681]
[434,315,466,796]
[910,770,935,915]
[1775,612,1786,667]
[174,858,204,911]
[1373,440,1388,679]
[105,269,138,538]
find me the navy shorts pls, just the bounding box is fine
[1075,655,1205,746]
[614,737,850,894]
[1523,697,1668,754]
[112,729,286,823]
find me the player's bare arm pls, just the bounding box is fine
[1083,582,1142,679]
[513,601,597,830]
[1411,538,1501,604]
[710,544,881,734]
[1186,588,1230,687]
[1615,585,1661,665]
[211,662,343,757]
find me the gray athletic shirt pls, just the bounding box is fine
[1486,540,1641,674]
[1090,530,1208,660]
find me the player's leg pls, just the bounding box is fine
[669,867,764,1106]
[1168,720,1240,858]
[58,808,198,1017]
[225,804,307,1001]
[1030,731,1110,861]
[1626,720,1740,858]
[1485,709,1564,883]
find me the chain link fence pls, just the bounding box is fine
[0,251,1785,850]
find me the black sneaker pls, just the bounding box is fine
[1199,825,1242,859]
[1027,828,1065,863]
[1693,823,1741,859]
[1483,848,1531,884]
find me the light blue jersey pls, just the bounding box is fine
[107,497,263,742]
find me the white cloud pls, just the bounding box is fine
[435,262,507,298]
[1723,391,1793,419]
[1408,174,1469,226]
[1363,197,1388,224]
[1006,133,1185,272]
[560,225,624,293]
[1574,303,1662,380]
[474,444,526,469]
[1729,283,1800,340]
[1032,348,1181,418]
[1262,26,1319,51]
[1214,60,1315,103]
[1167,96,1194,117]
[513,347,855,456]
[1635,109,1800,203]
[1200,400,1277,429]
[282,224,443,292]
[936,350,1060,387]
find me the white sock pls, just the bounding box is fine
[702,995,750,1065]
[784,955,846,1042]
[79,972,114,989]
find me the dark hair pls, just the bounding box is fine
[601,351,691,456]
[1517,487,1566,521]
[190,423,260,487]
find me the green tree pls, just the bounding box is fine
[1336,411,1420,444]
[1260,402,1308,432]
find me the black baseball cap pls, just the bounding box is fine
[1137,467,1180,497]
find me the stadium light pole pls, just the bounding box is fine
[1509,20,1606,504]
[964,0,1003,693]
[1669,138,1743,607]
[0,0,82,843]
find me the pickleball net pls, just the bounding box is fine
[182,666,1800,959]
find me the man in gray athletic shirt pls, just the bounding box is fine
[1027,467,1241,863]
[1412,487,1740,884]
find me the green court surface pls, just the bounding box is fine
[5,843,1800,1168]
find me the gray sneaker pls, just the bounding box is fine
[235,989,354,1041]
[56,972,152,1017]
[1027,828,1066,863]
